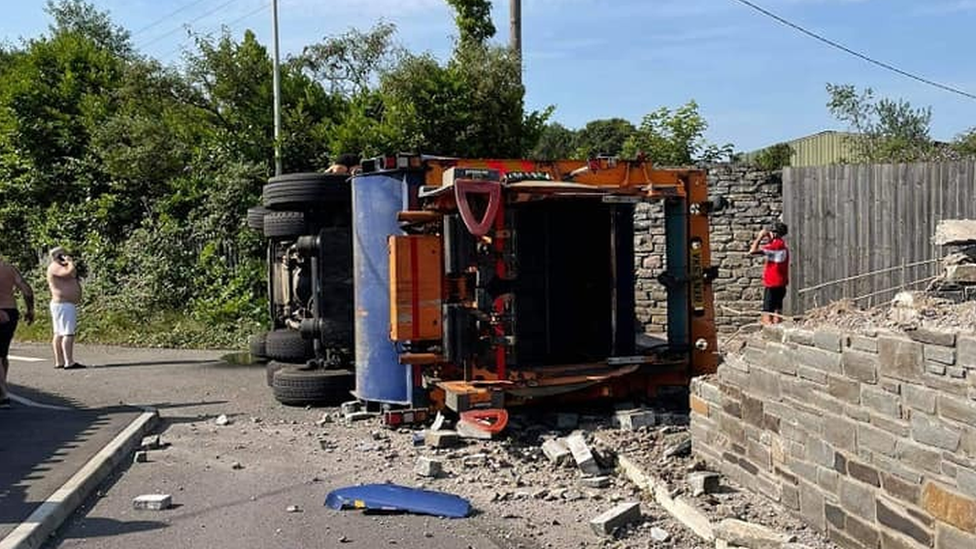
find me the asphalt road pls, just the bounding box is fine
[4,342,540,549]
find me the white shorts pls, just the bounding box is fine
[50,302,78,336]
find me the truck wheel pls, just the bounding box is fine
[265,361,290,387]
[247,206,269,231]
[263,173,349,210]
[265,329,311,363]
[249,332,268,361]
[263,211,306,239]
[272,367,354,406]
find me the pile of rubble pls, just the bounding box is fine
[800,293,976,334]
[929,219,976,302]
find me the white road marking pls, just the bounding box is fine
[8,355,44,363]
[7,393,73,411]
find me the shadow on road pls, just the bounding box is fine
[92,359,223,369]
[58,516,167,539]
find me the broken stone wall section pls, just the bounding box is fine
[691,324,976,549]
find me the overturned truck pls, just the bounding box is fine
[247,156,723,413]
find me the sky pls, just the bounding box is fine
[2,0,975,152]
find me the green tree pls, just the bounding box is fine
[530,122,577,160]
[621,100,732,165]
[574,118,635,158]
[445,0,496,47]
[46,0,132,57]
[754,142,794,171]
[952,128,976,158]
[297,22,402,97]
[826,83,934,163]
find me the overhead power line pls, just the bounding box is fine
[131,0,213,36]
[730,0,976,101]
[157,1,272,62]
[138,0,240,50]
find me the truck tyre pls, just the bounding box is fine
[265,360,290,386]
[263,211,306,239]
[271,367,354,406]
[265,329,311,363]
[249,332,268,360]
[247,206,269,231]
[263,173,348,210]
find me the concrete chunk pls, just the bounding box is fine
[425,430,459,448]
[133,451,148,463]
[414,456,443,478]
[580,476,611,489]
[589,502,641,537]
[715,518,795,549]
[140,435,162,450]
[456,419,492,440]
[615,409,657,431]
[133,494,172,511]
[934,219,976,245]
[688,471,721,496]
[566,433,602,475]
[542,438,572,466]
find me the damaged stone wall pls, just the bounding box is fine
[634,165,782,334]
[690,325,976,549]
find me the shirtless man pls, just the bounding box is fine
[0,258,35,408]
[47,247,84,369]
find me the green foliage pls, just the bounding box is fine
[826,83,935,163]
[754,142,794,171]
[297,22,401,97]
[574,118,635,158]
[622,100,733,165]
[530,122,577,160]
[445,0,497,47]
[952,128,976,158]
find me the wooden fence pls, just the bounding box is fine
[783,160,976,313]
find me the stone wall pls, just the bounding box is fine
[634,165,782,334]
[691,325,976,549]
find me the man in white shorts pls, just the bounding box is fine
[46,247,85,369]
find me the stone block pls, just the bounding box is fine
[879,337,925,382]
[715,518,795,548]
[566,433,602,475]
[948,366,966,379]
[939,394,976,425]
[839,476,878,522]
[793,345,843,375]
[850,335,879,353]
[425,430,459,448]
[876,497,933,546]
[958,467,976,499]
[906,328,956,347]
[925,345,957,365]
[928,362,948,376]
[589,502,641,537]
[782,483,800,510]
[896,439,944,474]
[688,471,721,496]
[806,439,834,468]
[690,394,710,417]
[946,264,976,283]
[846,514,881,548]
[829,526,861,549]
[904,384,938,414]
[843,349,879,383]
[765,342,797,375]
[871,414,910,437]
[133,451,148,464]
[786,328,815,346]
[818,467,840,493]
[822,414,857,453]
[542,438,571,466]
[133,494,172,511]
[140,435,162,450]
[859,424,897,456]
[862,385,901,417]
[751,367,783,400]
[815,330,845,352]
[797,365,828,384]
[911,414,961,451]
[881,472,921,505]
[742,395,765,428]
[958,336,976,368]
[414,457,443,478]
[762,324,785,342]
[848,460,881,487]
[828,375,861,404]
[934,219,976,245]
[921,482,976,533]
[799,480,826,532]
[580,475,611,489]
[615,409,657,431]
[880,531,929,549]
[936,524,976,549]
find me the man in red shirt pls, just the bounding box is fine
[749,222,789,325]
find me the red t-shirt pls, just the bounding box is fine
[762,238,789,288]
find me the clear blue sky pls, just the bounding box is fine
[2,0,975,151]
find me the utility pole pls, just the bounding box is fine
[271,0,283,176]
[510,0,522,77]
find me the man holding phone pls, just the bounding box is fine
[47,246,85,369]
[749,222,790,325]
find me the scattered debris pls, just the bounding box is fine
[414,457,443,478]
[345,411,374,422]
[231,461,244,470]
[316,413,333,426]
[133,494,172,511]
[565,433,602,475]
[430,412,447,432]
[461,453,488,467]
[341,401,362,416]
[589,501,641,537]
[425,430,459,449]
[714,518,797,549]
[615,409,657,431]
[133,451,148,464]
[687,471,720,496]
[286,505,302,513]
[215,414,231,426]
[650,526,671,542]
[456,420,493,440]
[662,436,692,458]
[934,219,976,246]
[325,484,472,518]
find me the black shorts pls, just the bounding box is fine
[762,287,787,313]
[0,308,19,359]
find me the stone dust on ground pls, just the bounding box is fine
[799,293,976,334]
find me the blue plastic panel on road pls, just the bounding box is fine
[325,484,472,518]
